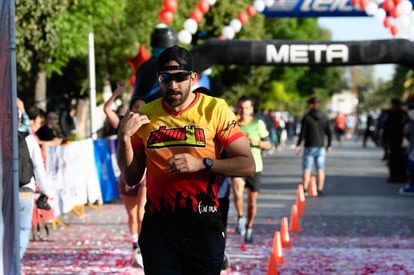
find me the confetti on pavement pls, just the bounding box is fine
[22,204,414,275]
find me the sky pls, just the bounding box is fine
[318,16,397,81]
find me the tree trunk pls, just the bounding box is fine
[76,98,90,139]
[34,70,47,111]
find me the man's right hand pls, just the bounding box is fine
[118,111,150,138]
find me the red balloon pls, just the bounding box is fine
[197,0,210,14]
[163,0,177,12]
[238,12,248,25]
[246,5,256,17]
[358,0,368,9]
[159,9,174,24]
[190,9,203,24]
[393,0,402,5]
[390,25,398,36]
[383,17,392,28]
[382,0,395,11]
[390,7,400,18]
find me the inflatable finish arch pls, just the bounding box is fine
[190,38,414,72]
[134,37,414,99]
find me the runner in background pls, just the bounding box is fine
[334,111,346,145]
[103,81,147,268]
[233,95,271,243]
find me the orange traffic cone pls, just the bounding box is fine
[289,204,300,232]
[271,231,284,264]
[296,184,305,216]
[266,251,278,275]
[280,216,291,247]
[308,176,318,197]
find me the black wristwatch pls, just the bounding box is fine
[203,158,213,172]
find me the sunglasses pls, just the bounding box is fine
[158,71,192,83]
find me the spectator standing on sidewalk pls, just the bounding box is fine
[296,97,332,195]
[116,46,255,274]
[383,98,408,183]
[17,108,51,259]
[232,95,271,243]
[103,81,147,268]
[17,97,31,134]
[400,95,414,196]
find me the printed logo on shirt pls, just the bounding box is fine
[221,120,237,132]
[147,125,206,148]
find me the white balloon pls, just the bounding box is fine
[399,15,411,27]
[374,8,386,21]
[397,0,413,16]
[202,68,212,75]
[365,2,378,16]
[222,26,235,39]
[230,19,242,33]
[410,10,414,24]
[264,0,275,7]
[178,29,192,45]
[184,18,198,34]
[208,0,216,5]
[253,0,266,13]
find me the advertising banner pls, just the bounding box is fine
[262,0,414,17]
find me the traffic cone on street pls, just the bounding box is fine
[296,184,305,216]
[271,230,284,264]
[280,216,291,247]
[290,204,300,232]
[308,176,318,197]
[266,251,278,275]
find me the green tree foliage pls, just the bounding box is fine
[15,0,346,115]
[15,0,128,107]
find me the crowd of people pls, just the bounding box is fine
[16,97,75,260]
[331,98,413,195]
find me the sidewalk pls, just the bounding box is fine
[21,138,414,274]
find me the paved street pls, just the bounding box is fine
[21,137,414,274]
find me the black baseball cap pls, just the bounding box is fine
[157,45,193,72]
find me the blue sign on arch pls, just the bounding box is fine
[263,0,387,17]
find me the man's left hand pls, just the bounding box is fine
[167,154,205,174]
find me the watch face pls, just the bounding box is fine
[204,158,213,170]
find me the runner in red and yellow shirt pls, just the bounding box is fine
[117,46,255,275]
[135,92,244,231]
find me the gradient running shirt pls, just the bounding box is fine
[134,92,244,232]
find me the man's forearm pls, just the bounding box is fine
[117,135,144,186]
[211,155,255,177]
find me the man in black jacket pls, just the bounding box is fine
[296,97,332,195]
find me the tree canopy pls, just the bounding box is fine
[15,0,408,117]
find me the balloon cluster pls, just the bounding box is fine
[218,0,274,40]
[177,0,217,44]
[159,0,178,25]
[177,0,275,44]
[352,0,414,38]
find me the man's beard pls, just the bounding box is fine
[164,87,189,107]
